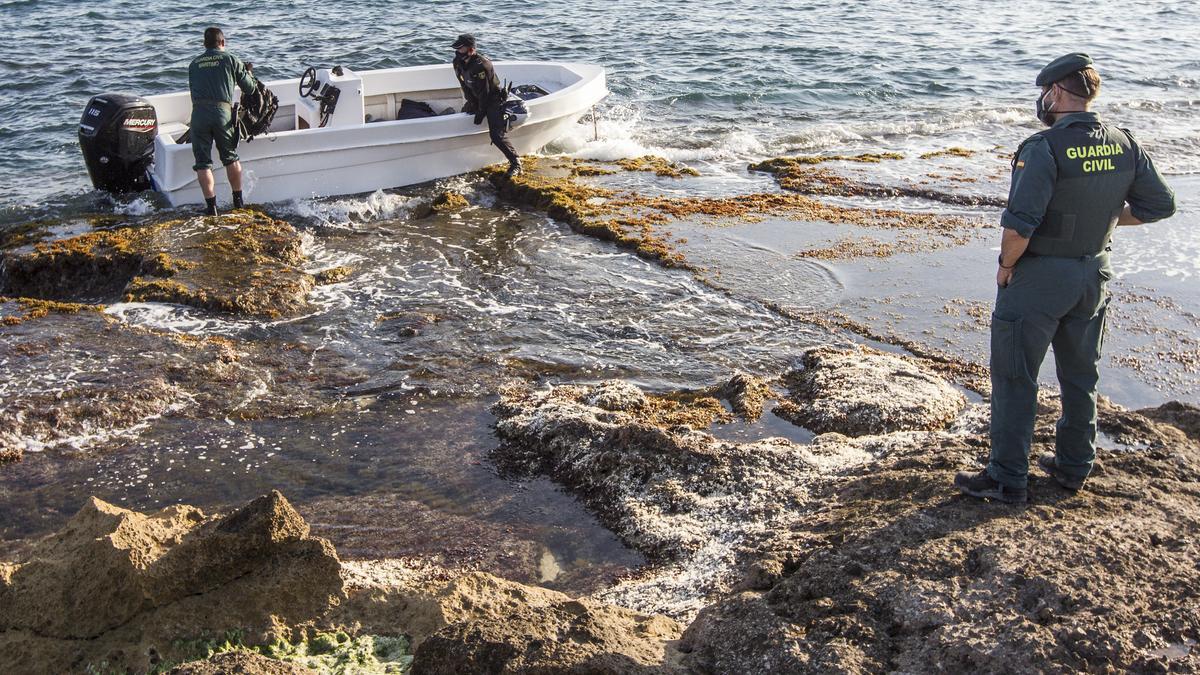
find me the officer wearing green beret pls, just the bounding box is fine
[189,26,258,216]
[451,34,521,177]
[956,53,1176,503]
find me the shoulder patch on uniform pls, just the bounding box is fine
[1015,160,1025,168]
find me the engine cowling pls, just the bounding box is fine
[79,93,157,193]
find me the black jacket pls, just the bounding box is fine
[453,52,504,123]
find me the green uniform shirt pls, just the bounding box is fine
[1001,112,1176,239]
[188,48,256,104]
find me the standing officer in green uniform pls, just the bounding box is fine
[189,27,257,216]
[956,54,1176,504]
[451,34,521,177]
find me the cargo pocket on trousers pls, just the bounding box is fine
[990,315,1024,379]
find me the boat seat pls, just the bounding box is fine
[159,121,188,142]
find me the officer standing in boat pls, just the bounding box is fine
[189,26,258,216]
[955,54,1176,504]
[452,34,521,176]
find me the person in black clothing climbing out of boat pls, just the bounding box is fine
[451,34,521,177]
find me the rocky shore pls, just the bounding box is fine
[0,491,680,674]
[2,158,1197,673]
[3,353,1196,672]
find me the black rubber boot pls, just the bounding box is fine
[954,469,1028,504]
[203,196,218,217]
[232,191,244,209]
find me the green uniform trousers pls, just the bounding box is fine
[190,103,239,171]
[987,251,1112,489]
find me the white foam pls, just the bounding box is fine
[113,197,156,216]
[283,189,416,228]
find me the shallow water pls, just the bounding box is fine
[2,1,1199,585]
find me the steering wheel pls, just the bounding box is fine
[298,67,318,98]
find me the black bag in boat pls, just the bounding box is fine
[397,98,438,120]
[510,84,550,101]
[236,80,279,141]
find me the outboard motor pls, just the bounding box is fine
[78,93,157,193]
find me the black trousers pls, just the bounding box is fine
[484,103,519,165]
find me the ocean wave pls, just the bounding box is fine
[281,189,417,228]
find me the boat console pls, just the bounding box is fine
[296,66,364,129]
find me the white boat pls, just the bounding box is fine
[78,62,608,206]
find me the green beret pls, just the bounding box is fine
[1036,53,1094,86]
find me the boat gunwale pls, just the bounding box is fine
[145,61,604,142]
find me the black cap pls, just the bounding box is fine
[451,34,476,49]
[1036,53,1094,86]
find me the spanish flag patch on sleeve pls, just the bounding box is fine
[1015,160,1025,169]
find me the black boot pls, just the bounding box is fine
[505,158,522,178]
[232,191,244,209]
[203,196,218,217]
[954,469,1027,504]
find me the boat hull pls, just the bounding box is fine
[145,62,607,206]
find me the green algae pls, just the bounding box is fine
[0,220,55,250]
[159,628,412,674]
[430,190,469,212]
[749,154,1006,208]
[3,210,315,318]
[315,266,354,285]
[749,152,904,171]
[614,155,701,178]
[0,296,105,326]
[920,147,975,159]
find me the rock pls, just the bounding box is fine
[313,266,353,285]
[406,573,682,674]
[377,311,441,337]
[679,592,805,673]
[678,411,1200,674]
[1137,400,1200,443]
[613,155,700,178]
[1,492,681,674]
[717,371,773,421]
[495,371,1200,673]
[0,210,315,318]
[585,380,649,412]
[0,307,363,459]
[167,651,316,674]
[430,191,470,213]
[412,191,470,219]
[776,345,966,436]
[492,380,878,620]
[0,491,344,674]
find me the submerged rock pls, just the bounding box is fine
[614,155,700,178]
[0,210,315,318]
[750,153,1006,207]
[412,190,471,219]
[775,345,966,436]
[0,306,362,459]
